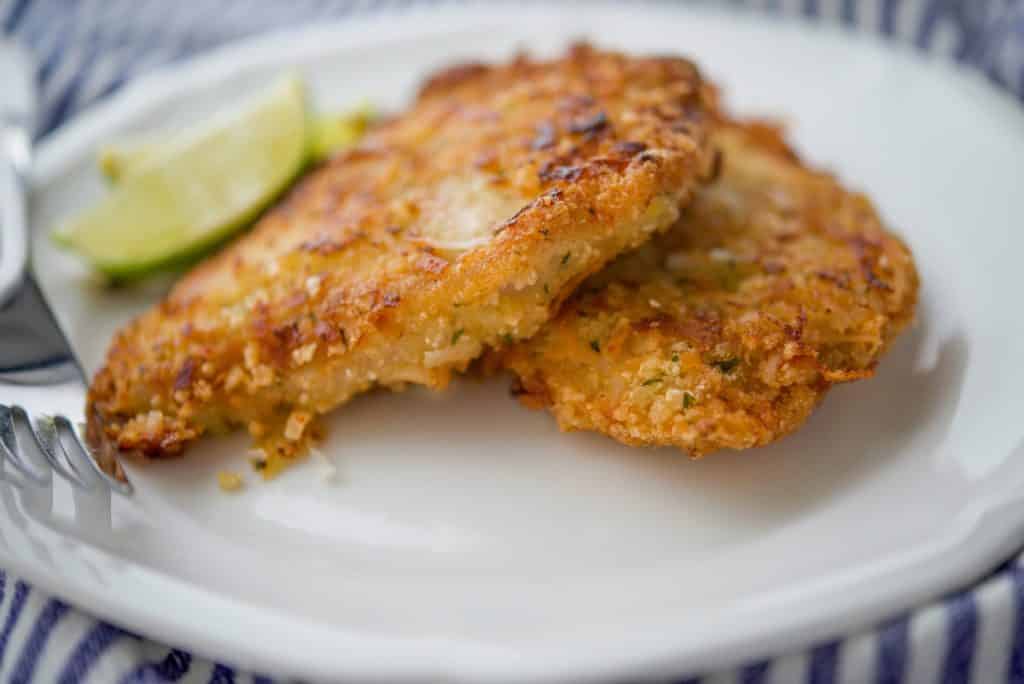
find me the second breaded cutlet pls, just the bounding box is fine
[86,44,718,476]
[498,121,919,456]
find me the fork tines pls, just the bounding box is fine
[0,404,132,495]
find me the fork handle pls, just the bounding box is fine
[0,120,30,309]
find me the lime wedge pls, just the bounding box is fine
[55,76,309,278]
[96,103,373,184]
[309,103,374,161]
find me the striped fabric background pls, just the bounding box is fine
[2,0,1024,681]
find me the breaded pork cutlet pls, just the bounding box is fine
[87,44,718,476]
[499,121,918,456]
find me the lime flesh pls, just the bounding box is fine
[55,76,309,279]
[96,140,163,183]
[96,104,373,184]
[309,103,374,162]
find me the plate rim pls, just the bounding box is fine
[19,2,1024,681]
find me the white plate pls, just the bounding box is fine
[8,3,1024,682]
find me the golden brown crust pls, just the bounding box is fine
[86,44,717,475]
[498,120,919,456]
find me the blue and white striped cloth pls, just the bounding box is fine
[3,1,1024,681]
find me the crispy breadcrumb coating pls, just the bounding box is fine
[498,120,919,455]
[86,44,718,476]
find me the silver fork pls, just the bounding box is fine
[0,38,132,496]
